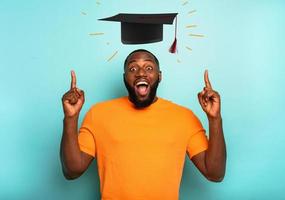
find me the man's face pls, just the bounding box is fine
[124,51,161,108]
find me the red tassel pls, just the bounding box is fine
[169,38,177,53]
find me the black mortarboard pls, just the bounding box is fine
[98,13,178,50]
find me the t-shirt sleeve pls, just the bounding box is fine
[78,108,96,158]
[186,111,208,159]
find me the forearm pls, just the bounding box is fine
[205,116,226,181]
[60,116,83,178]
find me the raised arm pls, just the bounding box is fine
[192,70,226,182]
[60,70,93,180]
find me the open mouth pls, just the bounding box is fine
[135,80,150,96]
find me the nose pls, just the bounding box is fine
[135,67,147,77]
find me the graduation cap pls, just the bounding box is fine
[99,13,178,53]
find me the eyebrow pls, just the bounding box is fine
[127,59,155,66]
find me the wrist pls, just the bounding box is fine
[207,114,222,123]
[63,115,79,123]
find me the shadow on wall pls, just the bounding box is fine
[180,157,213,200]
[49,157,101,200]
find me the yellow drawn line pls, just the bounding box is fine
[189,34,204,38]
[89,32,104,36]
[188,10,197,15]
[186,25,197,28]
[107,51,118,62]
[186,46,192,51]
[182,1,189,6]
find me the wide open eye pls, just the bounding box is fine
[146,66,153,71]
[129,66,137,72]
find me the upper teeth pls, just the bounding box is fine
[136,81,148,86]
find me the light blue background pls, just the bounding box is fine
[1,0,285,199]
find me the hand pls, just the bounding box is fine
[62,70,85,118]
[198,70,221,119]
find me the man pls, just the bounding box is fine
[60,49,226,200]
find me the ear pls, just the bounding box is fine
[158,71,162,82]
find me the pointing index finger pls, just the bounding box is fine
[70,70,77,89]
[204,69,212,89]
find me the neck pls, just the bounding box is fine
[152,96,158,103]
[127,96,158,108]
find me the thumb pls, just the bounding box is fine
[197,92,204,108]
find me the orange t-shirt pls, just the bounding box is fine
[78,96,208,200]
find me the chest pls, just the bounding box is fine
[96,112,188,156]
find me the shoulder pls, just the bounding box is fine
[158,97,195,115]
[159,98,204,130]
[157,97,202,125]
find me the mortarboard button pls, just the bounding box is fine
[98,13,178,47]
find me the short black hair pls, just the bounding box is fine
[124,49,160,70]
